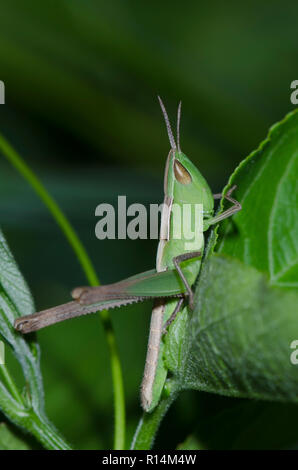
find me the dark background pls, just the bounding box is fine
[0,0,297,449]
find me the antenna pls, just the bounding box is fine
[157,96,176,150]
[177,100,182,152]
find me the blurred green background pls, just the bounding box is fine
[0,0,297,449]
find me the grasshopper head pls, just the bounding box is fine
[158,97,214,212]
[171,150,214,212]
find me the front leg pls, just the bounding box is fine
[205,185,242,228]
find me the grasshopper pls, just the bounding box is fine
[14,98,241,412]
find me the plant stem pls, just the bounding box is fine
[0,370,71,449]
[29,413,72,450]
[131,392,176,450]
[0,134,126,450]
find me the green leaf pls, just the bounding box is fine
[165,255,298,401]
[0,228,44,410]
[216,109,298,289]
[0,227,70,449]
[0,422,31,450]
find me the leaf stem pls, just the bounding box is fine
[131,392,176,450]
[0,134,126,450]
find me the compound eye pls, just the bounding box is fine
[174,159,192,184]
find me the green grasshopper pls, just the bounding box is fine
[14,98,241,412]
